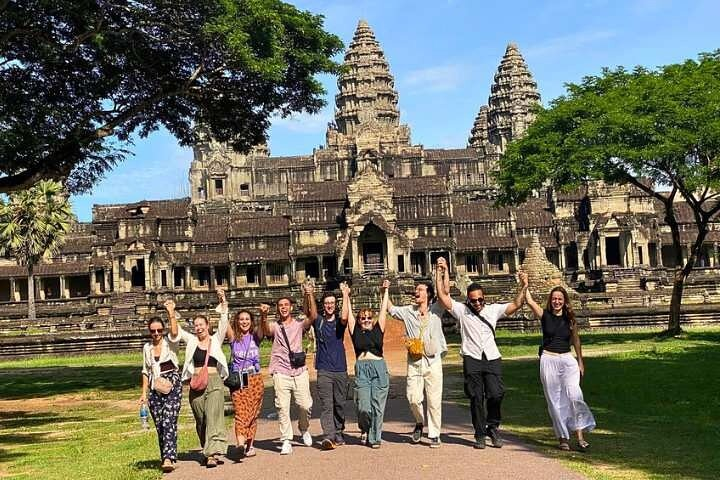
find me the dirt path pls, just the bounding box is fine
[168,322,585,480]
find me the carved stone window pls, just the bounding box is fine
[214,179,224,196]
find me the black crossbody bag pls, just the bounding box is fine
[280,323,307,368]
[466,301,497,338]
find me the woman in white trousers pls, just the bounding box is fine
[525,286,595,451]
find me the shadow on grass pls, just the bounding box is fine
[446,339,720,480]
[0,365,137,399]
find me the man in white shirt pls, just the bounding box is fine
[384,279,447,448]
[435,257,527,449]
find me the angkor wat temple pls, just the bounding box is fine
[2,20,719,355]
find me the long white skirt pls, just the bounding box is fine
[540,352,596,439]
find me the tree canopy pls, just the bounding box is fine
[0,180,74,320]
[496,50,720,335]
[0,0,344,193]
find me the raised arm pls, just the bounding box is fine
[504,271,528,316]
[259,303,273,338]
[165,299,178,338]
[435,257,452,311]
[301,281,317,330]
[378,279,390,333]
[340,282,356,335]
[524,288,543,318]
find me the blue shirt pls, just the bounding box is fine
[313,314,347,372]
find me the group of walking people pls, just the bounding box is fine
[139,258,595,473]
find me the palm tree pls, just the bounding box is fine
[0,180,73,321]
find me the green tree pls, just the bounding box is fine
[497,51,720,336]
[0,180,74,321]
[0,0,343,193]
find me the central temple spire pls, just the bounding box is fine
[327,19,411,157]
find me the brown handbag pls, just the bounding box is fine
[190,338,210,391]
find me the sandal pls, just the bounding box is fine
[558,441,571,451]
[161,458,175,473]
[577,440,590,451]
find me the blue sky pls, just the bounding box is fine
[71,0,720,221]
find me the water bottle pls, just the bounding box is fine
[140,402,149,430]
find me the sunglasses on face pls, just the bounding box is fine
[468,298,485,305]
[360,316,373,321]
[150,329,163,334]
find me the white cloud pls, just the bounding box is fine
[525,30,617,59]
[401,63,471,94]
[271,108,334,134]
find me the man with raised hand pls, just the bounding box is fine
[435,257,527,450]
[263,295,314,455]
[383,277,447,448]
[303,282,348,450]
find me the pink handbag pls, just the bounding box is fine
[190,339,210,391]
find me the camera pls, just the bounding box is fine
[241,370,250,388]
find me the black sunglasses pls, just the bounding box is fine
[468,298,485,305]
[150,328,164,334]
[360,316,373,320]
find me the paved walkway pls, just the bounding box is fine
[169,366,584,479]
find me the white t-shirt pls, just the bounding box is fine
[447,299,509,361]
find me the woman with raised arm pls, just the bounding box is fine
[525,286,595,452]
[226,305,268,458]
[168,288,230,468]
[342,280,389,449]
[140,312,182,473]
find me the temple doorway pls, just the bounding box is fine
[359,224,387,273]
[131,258,146,289]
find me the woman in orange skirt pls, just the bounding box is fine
[227,308,267,457]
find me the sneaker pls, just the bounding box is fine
[301,431,313,447]
[245,446,257,457]
[205,456,217,468]
[487,428,504,448]
[360,432,368,445]
[473,437,486,449]
[370,443,381,449]
[280,440,293,455]
[321,438,336,450]
[429,436,441,449]
[411,423,423,443]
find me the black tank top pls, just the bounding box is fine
[192,346,218,368]
[541,309,572,354]
[351,323,384,358]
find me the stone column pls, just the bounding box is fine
[425,251,432,276]
[209,265,216,291]
[387,237,397,273]
[37,277,46,300]
[9,278,17,302]
[60,276,67,299]
[144,254,152,290]
[317,255,324,282]
[513,247,521,273]
[185,265,192,291]
[260,262,268,287]
[229,263,236,288]
[114,258,123,293]
[713,243,718,268]
[290,259,297,282]
[104,268,111,293]
[482,248,488,276]
[599,235,607,267]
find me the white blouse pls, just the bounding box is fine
[169,304,230,381]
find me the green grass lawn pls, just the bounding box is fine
[445,327,720,480]
[1,328,718,479]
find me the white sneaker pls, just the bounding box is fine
[301,431,313,447]
[280,440,293,455]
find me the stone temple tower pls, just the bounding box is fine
[470,43,540,154]
[486,43,540,152]
[326,19,411,158]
